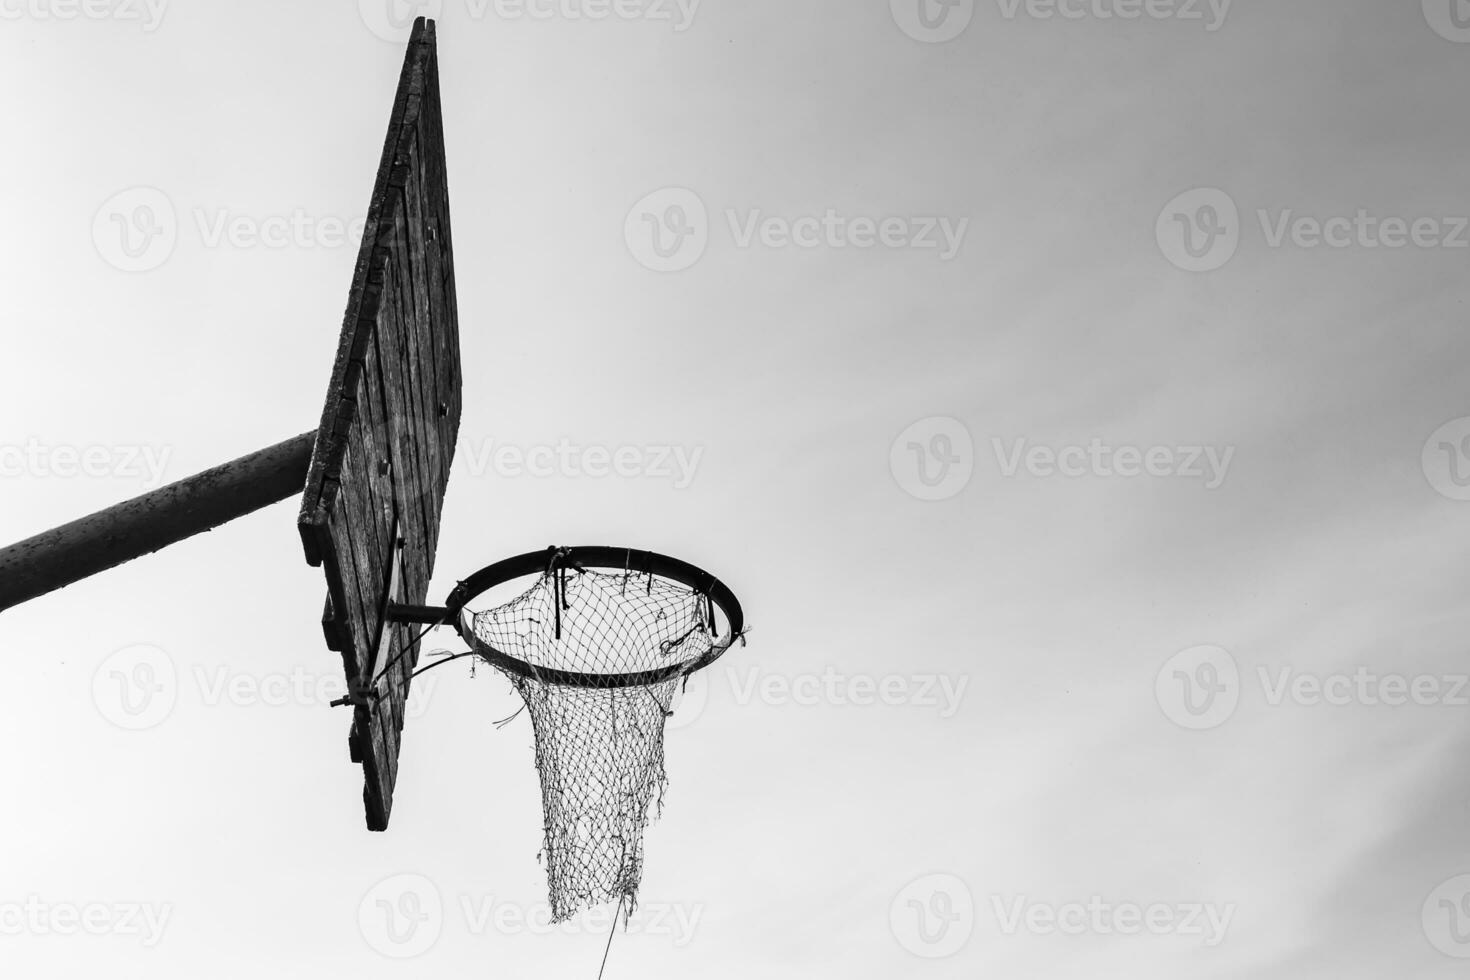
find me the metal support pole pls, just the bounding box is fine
[386,603,452,625]
[0,431,315,614]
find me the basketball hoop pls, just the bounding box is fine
[444,546,745,921]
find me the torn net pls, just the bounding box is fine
[465,568,729,921]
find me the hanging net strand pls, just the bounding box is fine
[457,554,740,923]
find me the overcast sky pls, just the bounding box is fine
[4,1,1470,977]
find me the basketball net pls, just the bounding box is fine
[463,566,733,922]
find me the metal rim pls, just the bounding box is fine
[446,546,745,689]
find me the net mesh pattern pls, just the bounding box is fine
[465,568,729,921]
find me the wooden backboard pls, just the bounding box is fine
[298,17,460,832]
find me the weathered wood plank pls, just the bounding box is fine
[385,220,437,594]
[299,17,459,832]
